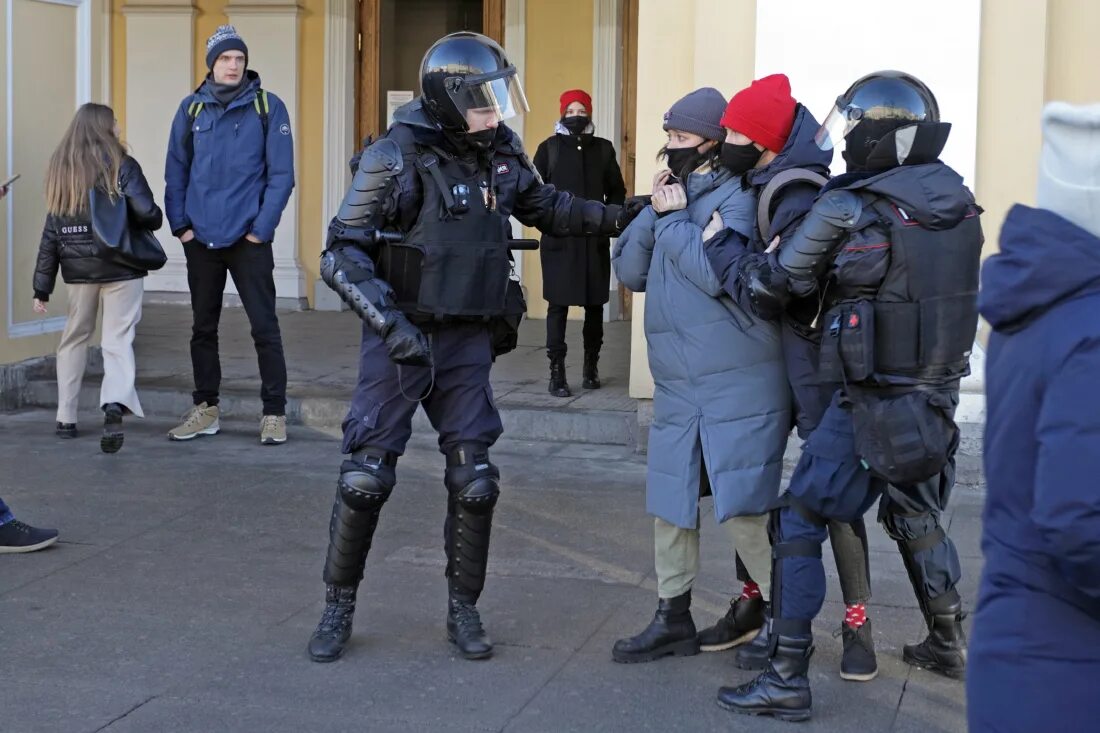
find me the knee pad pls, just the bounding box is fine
[444,443,499,514]
[338,449,397,511]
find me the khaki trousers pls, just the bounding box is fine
[55,278,145,424]
[654,512,772,600]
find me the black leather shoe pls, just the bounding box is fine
[582,350,601,390]
[698,596,763,652]
[308,585,357,662]
[548,357,572,398]
[734,604,772,670]
[447,597,493,660]
[904,610,966,679]
[612,591,700,663]
[839,620,878,681]
[717,635,813,722]
[55,422,78,439]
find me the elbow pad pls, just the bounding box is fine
[778,189,863,285]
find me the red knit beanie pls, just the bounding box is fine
[560,89,592,116]
[721,74,797,153]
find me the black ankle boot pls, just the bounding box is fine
[698,596,763,652]
[101,403,124,454]
[582,350,601,389]
[717,634,814,722]
[548,357,571,397]
[734,603,772,670]
[308,585,357,662]
[903,607,967,679]
[447,597,493,660]
[55,422,78,439]
[612,591,699,663]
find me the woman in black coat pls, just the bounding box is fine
[33,103,162,453]
[533,89,627,397]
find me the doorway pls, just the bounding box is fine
[357,0,505,143]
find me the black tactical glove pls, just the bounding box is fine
[615,195,650,233]
[381,310,432,367]
[741,254,791,321]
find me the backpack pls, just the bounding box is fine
[755,167,829,242]
[183,89,270,156]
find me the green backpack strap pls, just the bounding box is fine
[183,89,270,160]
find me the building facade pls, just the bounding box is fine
[3,0,1099,407]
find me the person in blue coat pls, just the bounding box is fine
[164,25,296,445]
[703,75,879,683]
[610,88,791,664]
[968,101,1100,733]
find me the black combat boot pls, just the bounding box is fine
[447,596,493,660]
[582,350,601,390]
[735,603,773,670]
[717,635,814,722]
[612,591,699,663]
[101,403,124,454]
[698,596,763,652]
[308,585,358,662]
[307,456,392,663]
[903,607,967,679]
[548,356,571,397]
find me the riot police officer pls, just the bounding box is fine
[714,71,983,721]
[308,31,641,663]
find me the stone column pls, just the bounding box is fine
[226,0,307,304]
[122,0,197,295]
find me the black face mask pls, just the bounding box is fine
[664,145,709,180]
[466,128,497,151]
[720,141,764,175]
[561,115,590,135]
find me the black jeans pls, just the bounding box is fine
[546,304,603,361]
[184,239,287,415]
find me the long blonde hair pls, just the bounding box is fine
[45,103,126,217]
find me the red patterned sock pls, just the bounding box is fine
[845,603,867,629]
[740,581,762,600]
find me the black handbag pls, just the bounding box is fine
[89,187,167,271]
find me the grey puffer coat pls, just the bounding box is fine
[613,166,790,528]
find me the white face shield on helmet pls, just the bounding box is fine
[814,98,865,151]
[446,67,530,128]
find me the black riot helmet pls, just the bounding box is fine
[419,32,529,132]
[815,70,951,170]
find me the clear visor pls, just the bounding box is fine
[449,70,530,127]
[814,103,863,151]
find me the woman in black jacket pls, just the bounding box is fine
[33,103,162,453]
[533,89,627,397]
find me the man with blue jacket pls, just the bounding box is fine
[165,25,295,445]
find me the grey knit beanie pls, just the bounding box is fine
[206,25,248,70]
[663,87,728,142]
[1037,101,1100,239]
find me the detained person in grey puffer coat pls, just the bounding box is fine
[610,88,790,664]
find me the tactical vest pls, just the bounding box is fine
[820,195,983,385]
[376,147,513,322]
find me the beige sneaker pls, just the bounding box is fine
[260,414,287,445]
[168,402,220,441]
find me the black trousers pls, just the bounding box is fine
[183,239,287,415]
[546,304,603,361]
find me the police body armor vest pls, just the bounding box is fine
[376,147,512,323]
[820,195,983,386]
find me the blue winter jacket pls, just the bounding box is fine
[164,71,295,247]
[967,204,1100,732]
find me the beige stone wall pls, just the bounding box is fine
[627,0,755,398]
[1,0,111,365]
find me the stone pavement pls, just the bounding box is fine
[20,305,643,448]
[0,408,982,733]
